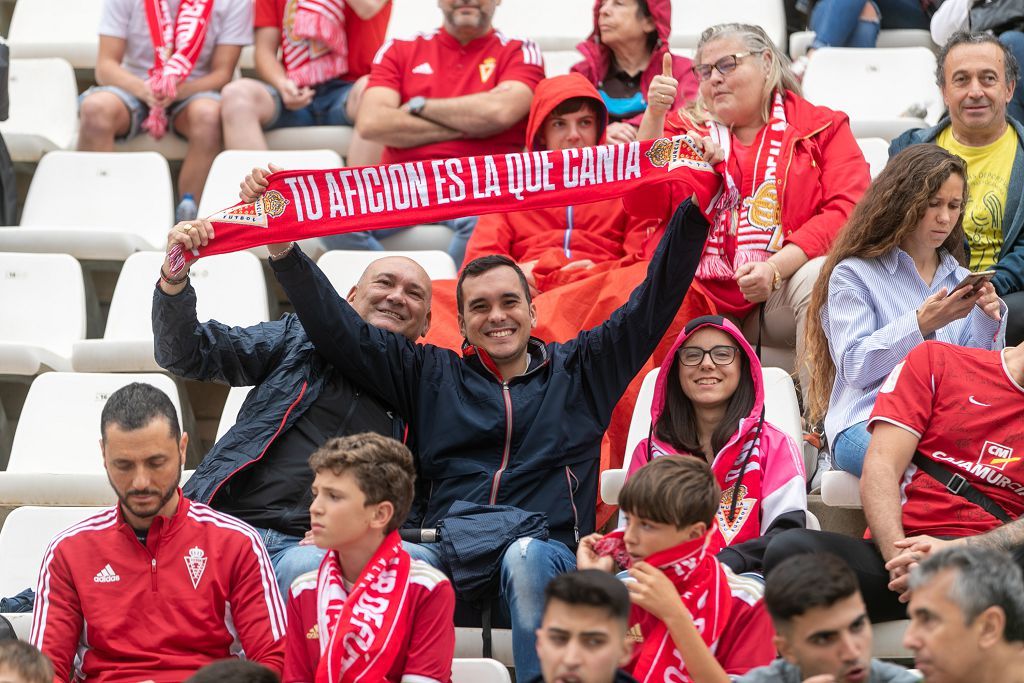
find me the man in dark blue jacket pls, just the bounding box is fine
[263,187,712,679]
[152,240,433,596]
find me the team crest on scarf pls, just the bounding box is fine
[184,546,207,589]
[645,137,713,172]
[208,190,289,228]
[717,485,755,544]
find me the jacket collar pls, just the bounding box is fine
[116,488,188,547]
[437,26,495,52]
[462,337,549,382]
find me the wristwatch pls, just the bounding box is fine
[405,96,427,116]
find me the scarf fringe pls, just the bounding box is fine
[287,53,349,88]
[697,254,735,280]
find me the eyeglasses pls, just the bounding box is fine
[690,52,763,82]
[678,345,740,366]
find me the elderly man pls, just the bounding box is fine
[890,31,1024,344]
[153,220,433,595]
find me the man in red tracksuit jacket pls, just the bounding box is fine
[30,382,286,682]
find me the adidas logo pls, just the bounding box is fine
[412,62,433,75]
[306,624,319,640]
[93,564,121,583]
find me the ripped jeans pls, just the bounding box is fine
[404,537,577,681]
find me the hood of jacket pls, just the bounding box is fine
[525,73,609,151]
[649,315,765,443]
[575,0,672,90]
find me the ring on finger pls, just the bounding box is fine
[183,224,194,233]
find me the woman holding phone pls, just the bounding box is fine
[806,144,1006,476]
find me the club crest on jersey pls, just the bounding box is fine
[980,441,1017,471]
[645,137,714,172]
[479,56,496,83]
[184,546,208,589]
[208,189,289,228]
[717,485,755,544]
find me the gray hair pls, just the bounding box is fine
[936,31,1021,88]
[688,23,801,125]
[909,546,1024,642]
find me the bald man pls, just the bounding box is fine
[153,220,433,594]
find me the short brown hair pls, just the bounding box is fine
[308,433,416,534]
[0,640,54,683]
[618,456,719,528]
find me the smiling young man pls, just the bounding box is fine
[31,383,286,682]
[281,433,454,683]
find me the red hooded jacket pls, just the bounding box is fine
[462,74,660,288]
[571,0,699,127]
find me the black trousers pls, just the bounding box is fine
[1003,290,1024,346]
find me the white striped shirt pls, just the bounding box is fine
[822,248,1006,445]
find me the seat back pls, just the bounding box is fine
[7,373,183,474]
[622,368,661,472]
[0,59,79,163]
[451,658,512,683]
[8,0,103,68]
[0,252,85,355]
[317,250,458,295]
[857,137,891,179]
[669,0,787,49]
[0,506,106,597]
[216,386,254,441]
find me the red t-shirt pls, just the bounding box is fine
[282,562,456,683]
[367,28,545,164]
[869,341,1024,537]
[255,0,391,80]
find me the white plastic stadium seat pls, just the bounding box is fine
[266,127,355,158]
[71,250,270,372]
[216,386,254,441]
[802,47,943,140]
[857,137,891,179]
[599,367,660,506]
[821,470,864,508]
[0,373,182,506]
[670,0,787,49]
[789,29,935,58]
[452,658,512,683]
[454,630,513,667]
[317,249,457,296]
[0,152,174,260]
[543,50,583,77]
[7,0,103,68]
[0,59,79,162]
[0,252,85,375]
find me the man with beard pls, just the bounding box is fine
[30,382,286,682]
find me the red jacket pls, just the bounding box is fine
[571,0,699,126]
[463,74,660,281]
[31,496,286,682]
[664,91,870,262]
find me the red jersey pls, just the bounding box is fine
[282,561,456,683]
[870,341,1024,537]
[255,0,391,80]
[31,496,286,682]
[368,28,544,164]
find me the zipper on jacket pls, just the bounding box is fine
[565,466,580,543]
[563,205,574,258]
[489,381,514,505]
[150,558,157,592]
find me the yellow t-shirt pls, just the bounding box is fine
[937,125,1017,271]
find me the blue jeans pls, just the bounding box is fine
[263,79,356,129]
[833,420,871,477]
[999,31,1024,124]
[404,537,577,681]
[254,526,327,599]
[811,0,880,49]
[320,216,479,268]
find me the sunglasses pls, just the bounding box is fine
[690,51,763,82]
[678,345,740,367]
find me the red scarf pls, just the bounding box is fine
[168,136,724,273]
[284,0,349,87]
[698,91,788,280]
[596,531,732,683]
[315,531,412,683]
[142,0,214,139]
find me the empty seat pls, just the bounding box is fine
[0,58,79,162]
[789,28,935,58]
[0,252,85,375]
[802,47,942,140]
[821,469,864,508]
[452,658,512,683]
[7,0,103,68]
[266,127,354,158]
[543,50,584,77]
[0,152,174,260]
[317,249,457,295]
[670,0,787,49]
[71,250,270,372]
[216,386,253,441]
[857,137,891,178]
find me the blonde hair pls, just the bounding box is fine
[687,23,801,125]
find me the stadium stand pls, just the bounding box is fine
[317,249,457,296]
[451,658,513,683]
[214,385,252,442]
[0,59,78,163]
[669,0,787,49]
[6,0,103,69]
[857,137,891,179]
[789,28,936,58]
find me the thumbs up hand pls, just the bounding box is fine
[646,52,679,117]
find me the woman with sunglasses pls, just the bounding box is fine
[805,145,1005,477]
[638,23,870,392]
[625,315,809,574]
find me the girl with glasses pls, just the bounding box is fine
[625,315,809,575]
[636,23,870,396]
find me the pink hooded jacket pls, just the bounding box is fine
[626,316,807,573]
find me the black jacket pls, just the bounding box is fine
[271,200,709,547]
[525,671,638,683]
[152,284,404,509]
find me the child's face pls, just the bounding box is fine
[621,512,705,563]
[540,106,600,151]
[308,470,389,550]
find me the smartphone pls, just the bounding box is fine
[949,270,996,297]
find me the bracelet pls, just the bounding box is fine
[268,242,295,260]
[159,264,188,287]
[767,261,782,291]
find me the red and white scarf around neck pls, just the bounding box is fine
[315,531,412,683]
[142,0,214,139]
[698,91,788,280]
[284,0,349,87]
[595,531,733,683]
